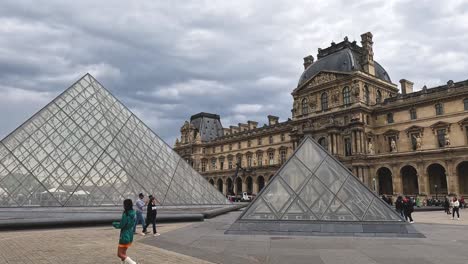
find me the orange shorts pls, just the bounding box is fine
[118,243,132,248]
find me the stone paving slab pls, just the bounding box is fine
[142,210,468,264]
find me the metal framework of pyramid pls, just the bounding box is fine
[226,137,423,237]
[0,74,229,207]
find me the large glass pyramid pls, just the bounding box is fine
[237,137,402,222]
[0,74,229,207]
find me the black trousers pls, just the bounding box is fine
[145,214,157,233]
[405,212,413,222]
[453,207,460,218]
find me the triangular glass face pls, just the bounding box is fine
[0,74,229,207]
[237,137,403,222]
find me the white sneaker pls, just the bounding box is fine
[124,257,136,264]
[154,232,160,237]
[457,218,460,220]
[410,221,414,224]
[140,232,146,236]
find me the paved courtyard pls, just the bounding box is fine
[0,210,467,264]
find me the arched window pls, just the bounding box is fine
[435,103,444,115]
[365,85,370,105]
[318,137,328,150]
[464,98,468,111]
[376,90,382,104]
[301,98,308,115]
[343,87,351,106]
[409,108,417,120]
[321,92,328,111]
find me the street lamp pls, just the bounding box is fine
[435,184,438,200]
[373,177,377,194]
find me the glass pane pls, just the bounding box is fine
[322,198,358,221]
[336,177,374,220]
[363,198,402,221]
[242,197,276,220]
[263,180,294,215]
[279,157,311,192]
[281,198,316,220]
[314,157,349,194]
[295,137,327,172]
[298,175,333,219]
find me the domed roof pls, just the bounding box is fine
[297,41,391,87]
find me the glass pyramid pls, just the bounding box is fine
[0,74,229,207]
[239,137,402,222]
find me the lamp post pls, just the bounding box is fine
[373,177,377,194]
[435,184,438,200]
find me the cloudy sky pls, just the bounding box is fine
[1,0,467,144]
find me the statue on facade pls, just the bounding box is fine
[352,81,360,99]
[390,138,397,152]
[175,137,180,146]
[194,132,202,143]
[332,89,340,103]
[413,134,422,150]
[308,94,317,110]
[368,140,374,155]
[445,133,451,146]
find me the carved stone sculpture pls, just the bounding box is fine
[445,133,451,146]
[308,73,337,87]
[308,94,317,110]
[368,140,374,155]
[413,134,422,150]
[390,138,397,152]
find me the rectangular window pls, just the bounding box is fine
[464,99,468,111]
[202,147,206,154]
[437,129,446,148]
[221,145,224,152]
[201,160,206,172]
[228,144,232,151]
[344,138,352,156]
[238,142,241,149]
[247,140,251,147]
[212,147,216,154]
[281,133,285,142]
[247,155,252,167]
[257,153,263,166]
[435,103,444,116]
[211,159,216,170]
[228,159,233,169]
[280,150,286,164]
[257,138,262,145]
[236,156,241,166]
[268,152,274,165]
[466,127,468,143]
[220,161,224,170]
[269,136,274,144]
[410,108,417,120]
[387,113,394,124]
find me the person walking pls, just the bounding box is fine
[403,196,414,223]
[145,195,160,237]
[452,196,460,220]
[444,197,451,215]
[395,196,404,218]
[113,199,137,264]
[133,193,148,235]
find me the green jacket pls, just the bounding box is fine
[113,210,136,244]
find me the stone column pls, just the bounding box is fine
[416,162,426,195]
[356,131,362,154]
[446,160,458,194]
[242,179,247,193]
[392,165,403,195]
[222,179,227,195]
[253,178,259,194]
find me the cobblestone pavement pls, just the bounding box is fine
[0,222,212,264]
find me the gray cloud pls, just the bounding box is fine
[1,0,467,144]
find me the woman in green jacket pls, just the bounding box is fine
[113,199,137,264]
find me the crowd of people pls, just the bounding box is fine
[382,194,464,223]
[112,193,160,264]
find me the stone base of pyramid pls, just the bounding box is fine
[225,220,424,238]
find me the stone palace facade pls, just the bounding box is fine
[174,32,468,199]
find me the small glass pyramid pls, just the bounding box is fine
[0,74,229,207]
[239,137,402,222]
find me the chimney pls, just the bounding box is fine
[400,79,414,95]
[303,55,314,69]
[223,128,231,135]
[360,32,375,76]
[230,125,239,134]
[247,120,258,130]
[268,115,279,126]
[238,123,249,132]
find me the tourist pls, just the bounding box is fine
[444,197,451,215]
[403,196,414,223]
[133,193,148,235]
[395,196,404,218]
[460,197,465,209]
[113,199,137,264]
[145,195,160,237]
[451,196,460,220]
